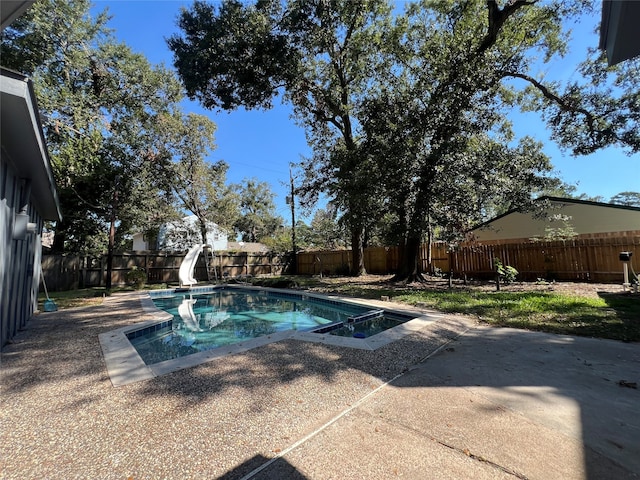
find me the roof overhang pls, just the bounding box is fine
[0,1,35,31]
[600,0,640,66]
[1,68,62,221]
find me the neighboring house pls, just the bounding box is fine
[1,63,62,345]
[600,0,640,65]
[468,196,640,244]
[133,228,271,253]
[132,232,148,251]
[133,218,270,253]
[156,215,229,251]
[227,241,270,253]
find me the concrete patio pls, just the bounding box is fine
[1,291,638,479]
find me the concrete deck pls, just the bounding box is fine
[1,292,638,479]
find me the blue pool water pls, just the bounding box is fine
[128,287,408,364]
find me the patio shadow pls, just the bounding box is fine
[218,454,309,480]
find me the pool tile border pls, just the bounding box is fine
[99,284,443,387]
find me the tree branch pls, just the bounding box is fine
[478,0,537,54]
[70,185,106,212]
[502,70,597,129]
[503,70,629,151]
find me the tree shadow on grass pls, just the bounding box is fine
[595,291,640,342]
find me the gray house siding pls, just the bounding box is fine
[1,4,60,346]
[1,154,44,346]
[1,67,60,347]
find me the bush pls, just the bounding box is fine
[125,267,147,289]
[494,258,518,284]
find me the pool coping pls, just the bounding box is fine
[99,284,443,387]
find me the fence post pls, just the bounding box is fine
[144,253,149,283]
[80,255,86,289]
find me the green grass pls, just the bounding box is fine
[288,276,640,342]
[38,288,106,310]
[394,290,640,342]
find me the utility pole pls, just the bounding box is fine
[288,166,297,274]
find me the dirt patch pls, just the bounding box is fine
[306,274,631,300]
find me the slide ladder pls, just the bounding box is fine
[204,247,218,282]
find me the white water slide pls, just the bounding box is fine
[178,244,205,287]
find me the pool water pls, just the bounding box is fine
[324,316,405,338]
[129,288,406,364]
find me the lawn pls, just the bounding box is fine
[39,276,640,342]
[394,290,639,342]
[38,288,106,310]
[293,275,640,343]
[37,284,169,310]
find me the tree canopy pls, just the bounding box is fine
[5,0,635,284]
[170,0,638,281]
[609,192,640,207]
[169,0,396,274]
[234,179,282,243]
[1,0,184,258]
[1,0,247,270]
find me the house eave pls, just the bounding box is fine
[600,0,640,66]
[1,68,62,221]
[0,1,35,31]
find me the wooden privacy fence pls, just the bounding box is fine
[297,247,400,276]
[297,235,640,283]
[42,236,639,290]
[42,251,289,291]
[449,236,640,282]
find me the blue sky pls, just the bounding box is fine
[91,0,639,223]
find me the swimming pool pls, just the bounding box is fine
[99,285,438,386]
[129,286,411,364]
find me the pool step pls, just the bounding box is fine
[346,309,384,324]
[308,310,386,335]
[312,321,345,334]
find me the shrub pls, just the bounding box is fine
[494,258,518,284]
[125,267,147,289]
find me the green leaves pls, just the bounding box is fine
[233,179,282,243]
[163,111,239,241]
[168,0,298,110]
[1,0,212,254]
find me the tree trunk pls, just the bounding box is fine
[350,225,366,276]
[199,220,207,246]
[426,218,433,274]
[392,234,425,283]
[52,222,67,253]
[105,178,120,291]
